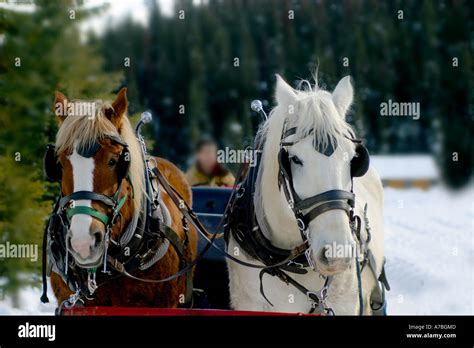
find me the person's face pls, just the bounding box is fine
[196,143,218,174]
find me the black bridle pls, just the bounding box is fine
[277,123,365,267]
[41,135,133,303]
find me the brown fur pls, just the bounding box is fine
[50,89,197,308]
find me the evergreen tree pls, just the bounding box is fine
[0,0,121,300]
[97,0,472,187]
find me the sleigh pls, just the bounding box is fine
[61,307,309,316]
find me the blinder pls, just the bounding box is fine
[43,135,130,183]
[44,144,62,183]
[351,142,370,178]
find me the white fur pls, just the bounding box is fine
[227,75,384,314]
[68,147,96,260]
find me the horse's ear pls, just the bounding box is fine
[54,91,68,125]
[275,74,297,108]
[332,76,353,119]
[107,87,128,128]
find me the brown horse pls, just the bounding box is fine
[49,88,197,307]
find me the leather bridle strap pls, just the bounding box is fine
[295,190,355,211]
[302,200,353,226]
[58,191,119,209]
[59,189,127,227]
[282,126,297,138]
[66,195,127,226]
[259,267,333,314]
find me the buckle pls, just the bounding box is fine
[87,270,97,295]
[288,199,294,209]
[182,218,189,231]
[287,260,304,269]
[306,283,329,308]
[296,218,306,232]
[63,288,84,309]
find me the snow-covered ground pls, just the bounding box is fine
[383,185,473,315]
[371,155,439,180]
[0,185,472,315]
[0,286,56,315]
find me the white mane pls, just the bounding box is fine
[254,80,353,246]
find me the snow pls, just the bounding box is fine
[0,185,472,315]
[371,155,439,180]
[384,185,473,315]
[0,286,56,315]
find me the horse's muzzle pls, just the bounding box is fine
[67,227,105,268]
[314,243,354,275]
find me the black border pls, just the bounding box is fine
[0,315,472,346]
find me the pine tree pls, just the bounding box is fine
[96,0,472,187]
[0,0,122,301]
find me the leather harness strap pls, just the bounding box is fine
[295,190,355,210]
[259,267,333,315]
[302,200,353,226]
[58,191,119,209]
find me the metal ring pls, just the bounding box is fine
[366,229,372,243]
[236,187,245,199]
[297,218,306,231]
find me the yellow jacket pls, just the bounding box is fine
[185,164,235,187]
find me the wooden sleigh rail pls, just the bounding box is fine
[61,307,313,316]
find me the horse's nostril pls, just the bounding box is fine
[93,232,103,247]
[319,247,330,265]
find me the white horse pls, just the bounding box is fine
[227,74,385,315]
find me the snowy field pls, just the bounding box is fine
[0,185,472,315]
[383,185,473,315]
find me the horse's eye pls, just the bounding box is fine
[108,158,117,167]
[290,156,303,166]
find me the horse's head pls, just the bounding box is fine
[50,88,142,268]
[266,75,367,276]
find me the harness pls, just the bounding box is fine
[41,120,195,309]
[225,120,389,315]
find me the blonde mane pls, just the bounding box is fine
[55,100,144,218]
